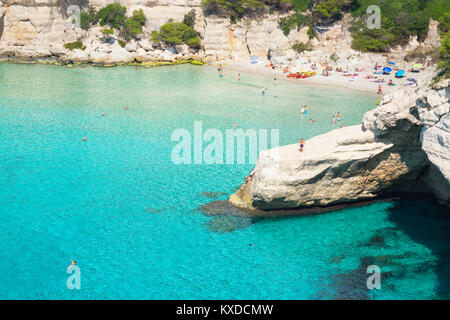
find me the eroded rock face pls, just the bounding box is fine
[230,79,450,210]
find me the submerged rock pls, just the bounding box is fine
[206,216,254,233]
[201,191,228,199]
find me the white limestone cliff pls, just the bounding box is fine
[229,78,450,210]
[0,3,442,66]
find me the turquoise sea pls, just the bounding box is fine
[0,63,448,299]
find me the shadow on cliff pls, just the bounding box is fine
[386,197,450,299]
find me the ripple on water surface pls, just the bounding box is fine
[0,63,448,299]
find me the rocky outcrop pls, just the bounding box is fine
[229,78,450,211]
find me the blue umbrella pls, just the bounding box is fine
[389,61,396,65]
[383,67,392,74]
[395,70,405,77]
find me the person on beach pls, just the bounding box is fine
[304,106,308,115]
[337,112,342,121]
[237,73,240,81]
[301,106,305,114]
[378,84,382,94]
[274,77,277,85]
[388,79,394,86]
[299,138,305,152]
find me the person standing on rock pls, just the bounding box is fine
[299,138,305,152]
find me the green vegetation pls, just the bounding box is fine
[437,31,450,78]
[183,9,197,28]
[79,4,147,43]
[64,41,86,51]
[291,41,311,53]
[279,12,310,36]
[330,52,338,62]
[80,6,98,30]
[151,21,201,48]
[314,0,344,20]
[201,0,265,23]
[96,3,126,29]
[118,40,126,48]
[120,9,147,40]
[349,0,449,52]
[102,28,114,35]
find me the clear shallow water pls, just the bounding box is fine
[0,63,448,299]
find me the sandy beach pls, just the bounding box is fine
[217,57,432,96]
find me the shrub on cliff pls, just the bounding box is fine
[80,6,98,30]
[278,12,310,36]
[120,9,147,40]
[183,9,197,28]
[96,3,127,29]
[292,41,311,53]
[64,41,86,51]
[437,31,450,78]
[313,0,345,21]
[151,21,201,48]
[201,0,265,23]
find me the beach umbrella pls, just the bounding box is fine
[413,63,424,69]
[395,70,405,77]
[383,67,392,74]
[389,61,396,65]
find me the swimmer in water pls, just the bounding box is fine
[82,137,86,141]
[337,112,342,121]
[233,123,239,127]
[71,259,76,265]
[262,87,266,95]
[237,73,240,80]
[332,115,336,126]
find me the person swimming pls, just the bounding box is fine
[71,259,76,265]
[237,73,240,80]
[304,106,308,115]
[262,87,266,95]
[337,112,342,121]
[82,137,86,141]
[332,115,336,126]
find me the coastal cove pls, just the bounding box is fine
[0,63,448,299]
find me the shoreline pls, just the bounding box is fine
[1,56,431,98]
[221,59,430,96]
